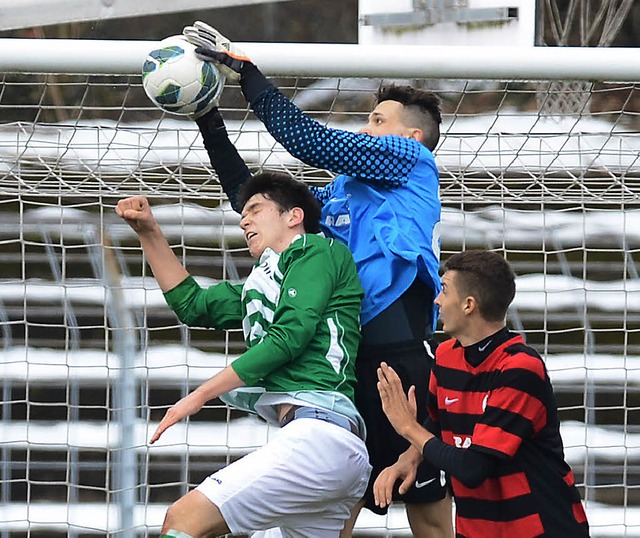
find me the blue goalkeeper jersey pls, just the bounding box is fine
[252,89,442,326]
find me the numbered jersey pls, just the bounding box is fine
[427,329,589,537]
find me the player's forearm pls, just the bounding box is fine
[196,108,251,214]
[251,89,415,185]
[399,444,424,467]
[399,420,498,487]
[238,62,276,105]
[398,421,436,455]
[231,326,308,385]
[137,227,189,292]
[249,87,333,169]
[422,437,498,488]
[193,365,246,402]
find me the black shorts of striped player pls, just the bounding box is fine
[280,406,359,436]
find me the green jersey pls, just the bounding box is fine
[163,234,363,402]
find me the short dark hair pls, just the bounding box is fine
[376,84,442,151]
[444,250,516,322]
[237,172,322,234]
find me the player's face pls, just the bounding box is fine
[434,270,468,337]
[359,100,416,138]
[240,194,293,258]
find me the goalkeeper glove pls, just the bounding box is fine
[184,20,274,104]
[194,47,254,81]
[195,48,274,105]
[183,21,249,81]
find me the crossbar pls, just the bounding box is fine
[1,39,639,81]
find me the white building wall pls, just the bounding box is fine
[359,0,536,47]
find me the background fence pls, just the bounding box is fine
[0,40,639,536]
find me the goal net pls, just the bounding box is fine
[0,41,638,537]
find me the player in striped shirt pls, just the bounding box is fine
[115,172,371,537]
[374,250,589,537]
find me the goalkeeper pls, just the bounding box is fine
[183,22,453,537]
[115,173,371,537]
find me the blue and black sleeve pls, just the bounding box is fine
[251,93,419,187]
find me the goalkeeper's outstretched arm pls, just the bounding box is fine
[195,107,251,214]
[184,22,341,206]
[186,25,418,188]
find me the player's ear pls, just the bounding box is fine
[408,128,424,143]
[288,207,305,228]
[462,295,477,316]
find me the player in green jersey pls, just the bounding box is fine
[115,172,371,538]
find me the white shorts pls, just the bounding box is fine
[196,417,371,538]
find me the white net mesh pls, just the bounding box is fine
[536,0,637,116]
[0,64,639,537]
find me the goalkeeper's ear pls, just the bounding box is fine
[408,128,425,144]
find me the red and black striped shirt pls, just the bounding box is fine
[427,328,589,537]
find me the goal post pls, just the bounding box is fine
[0,38,639,537]
[1,39,640,80]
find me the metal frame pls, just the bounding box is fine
[1,38,640,81]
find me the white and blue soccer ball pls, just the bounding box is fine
[142,35,224,116]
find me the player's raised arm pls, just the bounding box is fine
[194,107,252,214]
[185,23,424,187]
[115,196,189,291]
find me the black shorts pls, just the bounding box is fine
[355,340,447,514]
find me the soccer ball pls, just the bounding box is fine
[141,35,224,116]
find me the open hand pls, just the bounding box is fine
[183,21,250,81]
[377,361,418,436]
[373,449,421,508]
[150,390,207,444]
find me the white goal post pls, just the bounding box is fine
[2,39,640,80]
[0,39,639,537]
